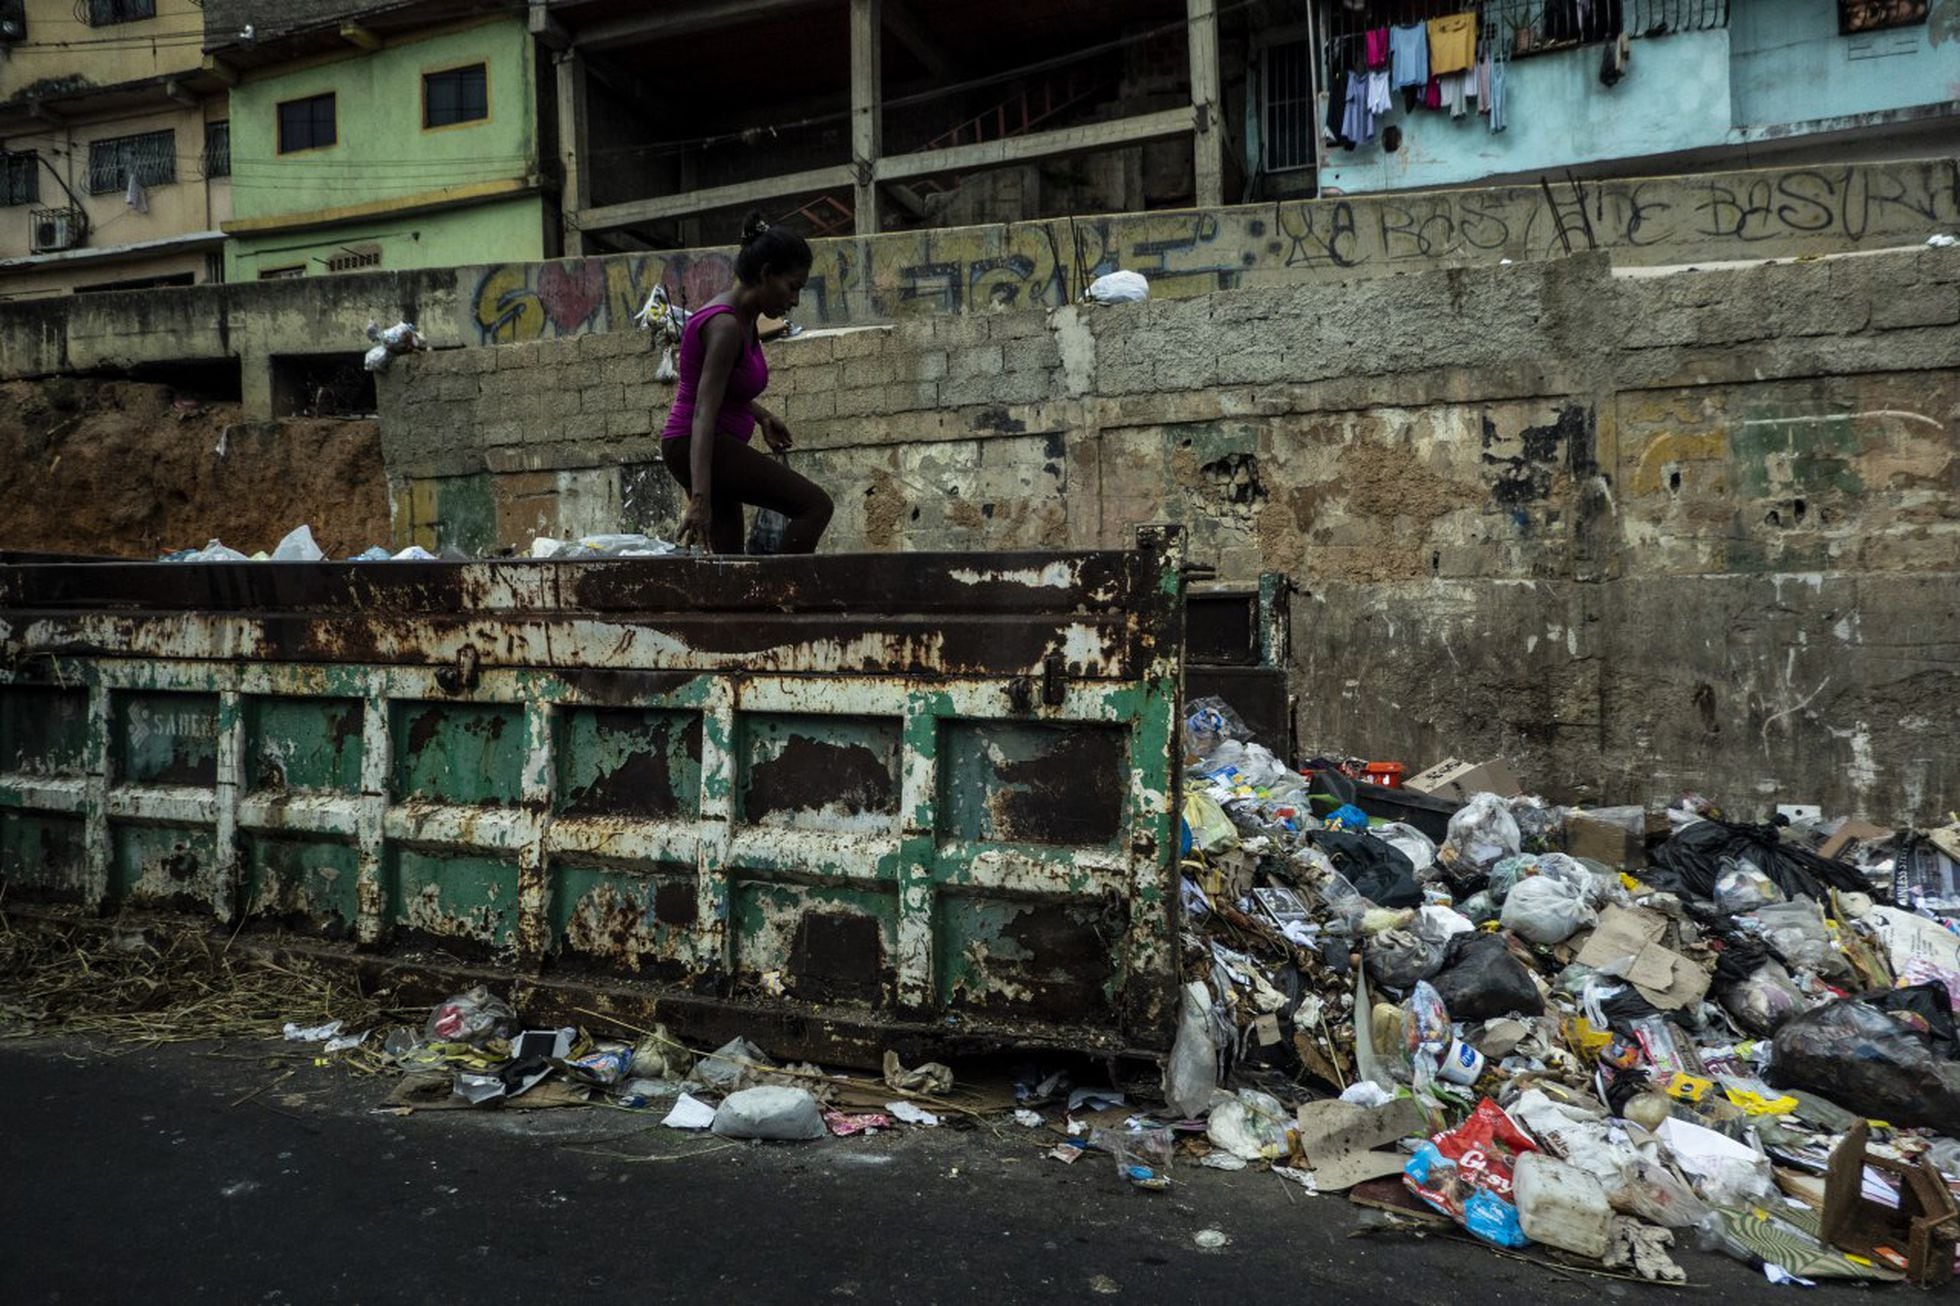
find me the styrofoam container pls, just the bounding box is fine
[1513,1151,1612,1258]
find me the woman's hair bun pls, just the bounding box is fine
[740,210,771,246]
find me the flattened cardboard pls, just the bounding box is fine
[1295,1096,1427,1193]
[1404,757,1520,803]
[1564,813,1644,868]
[1576,905,1711,1011]
[1819,820,1892,862]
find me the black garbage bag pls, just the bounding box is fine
[1305,829,1420,908]
[1645,819,1876,905]
[1429,932,1545,1020]
[1866,981,1959,1053]
[1768,993,1960,1133]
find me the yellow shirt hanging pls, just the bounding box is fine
[1428,12,1478,75]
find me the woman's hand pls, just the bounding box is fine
[760,410,794,454]
[677,493,715,553]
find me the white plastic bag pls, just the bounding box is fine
[1446,793,1522,870]
[1501,873,1596,945]
[271,524,325,562]
[1085,270,1149,304]
[1164,981,1221,1118]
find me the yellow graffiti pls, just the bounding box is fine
[1630,430,1728,496]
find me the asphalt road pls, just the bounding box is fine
[0,1036,1886,1305]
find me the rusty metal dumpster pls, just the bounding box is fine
[0,530,1186,1063]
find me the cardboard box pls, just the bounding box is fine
[1403,757,1520,803]
[1564,811,1645,869]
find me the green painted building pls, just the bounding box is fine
[223,14,552,281]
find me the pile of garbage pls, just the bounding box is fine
[1156,696,1960,1284]
[289,987,996,1143]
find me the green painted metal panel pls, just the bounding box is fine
[243,834,361,936]
[548,862,697,974]
[245,697,363,794]
[731,878,901,1007]
[0,686,89,775]
[935,892,1124,1016]
[111,824,220,909]
[555,708,701,818]
[937,720,1128,848]
[391,702,526,806]
[0,813,86,898]
[114,692,219,786]
[738,714,901,833]
[389,848,521,951]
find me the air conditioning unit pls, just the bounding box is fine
[31,207,81,254]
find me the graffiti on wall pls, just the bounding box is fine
[466,159,1960,342]
[1277,160,1960,271]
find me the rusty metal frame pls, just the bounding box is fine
[1,531,1187,1059]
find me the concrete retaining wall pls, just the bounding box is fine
[378,242,1960,826]
[4,155,1955,417]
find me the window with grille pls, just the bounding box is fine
[259,266,306,280]
[278,94,337,153]
[423,63,489,128]
[1262,38,1316,172]
[85,0,155,25]
[86,129,175,194]
[326,244,382,273]
[1,151,38,206]
[203,121,230,178]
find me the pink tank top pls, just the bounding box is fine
[660,303,768,442]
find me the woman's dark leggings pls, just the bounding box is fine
[661,433,834,554]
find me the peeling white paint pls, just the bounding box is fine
[949,562,1075,589]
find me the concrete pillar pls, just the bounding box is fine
[555,50,589,256]
[1187,0,1222,208]
[850,0,882,235]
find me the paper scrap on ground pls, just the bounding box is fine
[283,1020,343,1042]
[887,1100,940,1127]
[662,1093,717,1130]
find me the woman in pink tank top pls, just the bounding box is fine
[661,211,833,553]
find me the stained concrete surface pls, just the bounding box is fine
[0,1035,1884,1305]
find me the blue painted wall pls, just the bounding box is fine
[1319,30,1735,194]
[1730,0,1960,128]
[1319,1,1960,195]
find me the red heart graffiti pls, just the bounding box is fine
[536,259,607,333]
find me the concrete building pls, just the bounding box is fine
[207,0,556,282]
[0,0,232,300]
[536,0,1241,252]
[1310,0,1960,196]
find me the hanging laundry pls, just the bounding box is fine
[1366,69,1392,119]
[1487,56,1509,133]
[1388,23,1429,90]
[1476,50,1493,109]
[1427,12,1478,76]
[123,171,147,215]
[1600,30,1630,87]
[1325,64,1355,148]
[1421,75,1444,111]
[1444,70,1470,119]
[1341,72,1375,146]
[1365,27,1390,71]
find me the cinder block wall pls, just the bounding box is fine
[378,247,1960,823]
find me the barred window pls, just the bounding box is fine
[203,121,231,178]
[1261,39,1316,172]
[86,129,175,195]
[1,151,38,206]
[326,244,382,273]
[85,0,155,25]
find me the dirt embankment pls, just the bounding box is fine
[0,378,389,559]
